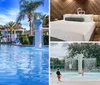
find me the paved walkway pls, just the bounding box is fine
[51,81,100,85]
[50,72,100,85]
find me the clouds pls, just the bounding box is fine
[0,8,29,29]
[50,43,68,59]
[7,9,19,17]
[0,8,18,24]
[0,13,14,25]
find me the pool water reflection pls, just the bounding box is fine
[0,45,49,85]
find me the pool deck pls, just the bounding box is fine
[51,81,100,85]
[50,72,100,85]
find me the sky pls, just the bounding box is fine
[0,0,49,30]
[50,43,68,59]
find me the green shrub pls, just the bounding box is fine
[19,35,49,45]
[28,35,34,45]
[19,35,30,45]
[28,35,49,45]
[43,35,49,45]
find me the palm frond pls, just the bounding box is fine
[16,10,26,24]
[19,0,29,11]
[41,14,47,19]
[17,0,44,35]
[30,1,44,11]
[32,12,42,20]
[19,0,26,4]
[33,0,44,5]
[6,21,16,31]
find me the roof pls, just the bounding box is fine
[15,25,23,29]
[0,25,24,30]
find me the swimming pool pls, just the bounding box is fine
[0,45,49,85]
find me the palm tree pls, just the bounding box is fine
[16,0,44,35]
[0,25,3,28]
[6,21,16,41]
[41,14,46,26]
[41,14,49,27]
[17,22,22,26]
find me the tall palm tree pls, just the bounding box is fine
[6,21,16,41]
[16,0,44,35]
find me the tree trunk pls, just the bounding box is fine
[29,19,33,35]
[10,31,12,42]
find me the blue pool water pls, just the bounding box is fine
[0,45,49,85]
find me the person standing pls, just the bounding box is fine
[82,68,84,76]
[56,69,62,81]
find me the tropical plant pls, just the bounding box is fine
[16,0,44,35]
[19,35,30,44]
[17,22,22,26]
[6,21,16,41]
[41,14,46,25]
[0,25,3,28]
[41,14,49,27]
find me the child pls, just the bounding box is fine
[56,69,62,81]
[82,68,84,76]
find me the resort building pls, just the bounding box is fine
[0,26,24,42]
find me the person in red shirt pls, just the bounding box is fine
[56,69,62,81]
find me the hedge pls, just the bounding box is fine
[19,35,49,45]
[44,35,49,45]
[19,35,30,45]
[28,35,34,45]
